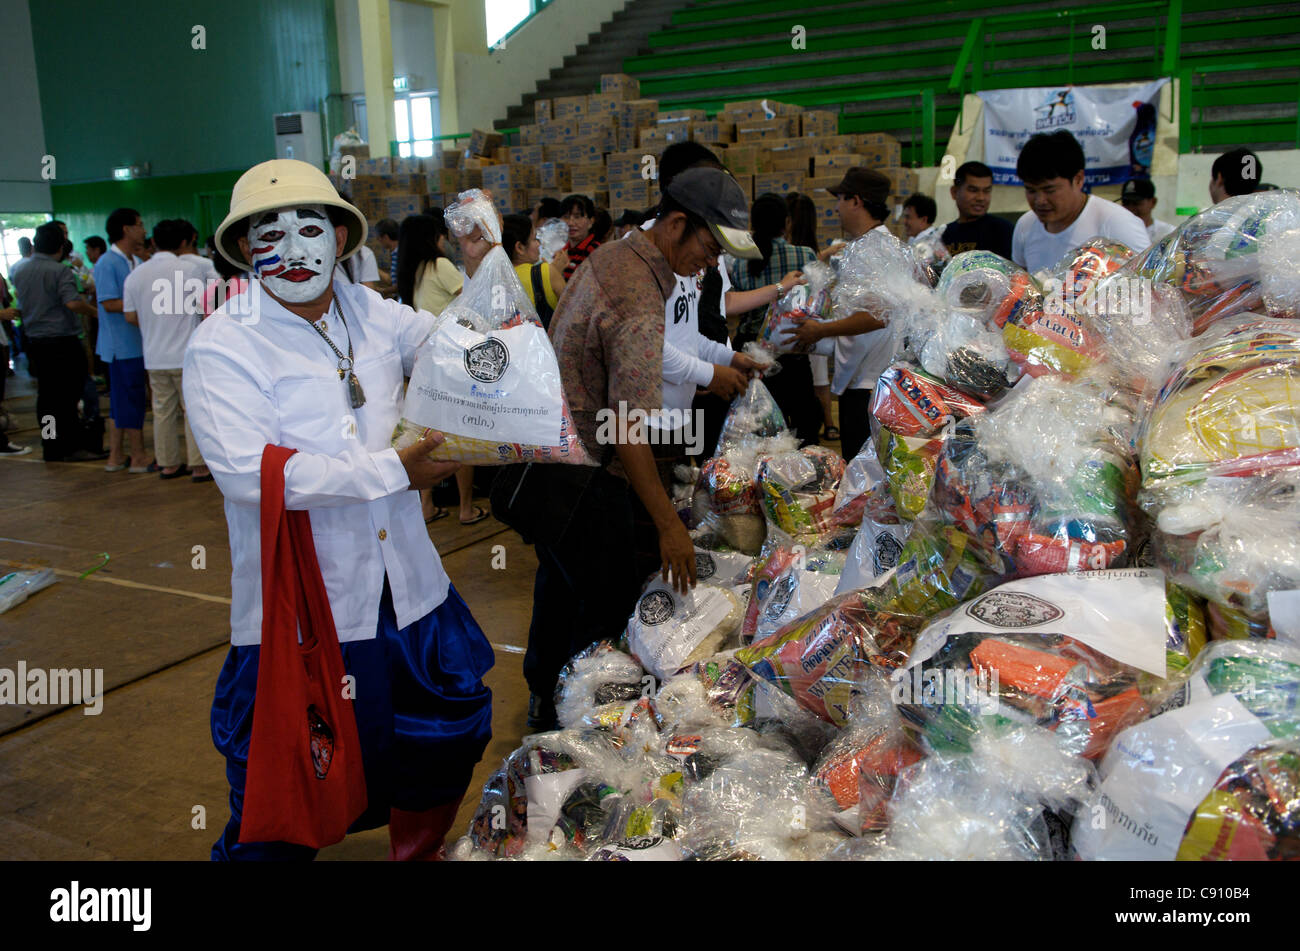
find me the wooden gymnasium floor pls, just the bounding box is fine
[0,361,535,860]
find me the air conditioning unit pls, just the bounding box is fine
[273,111,323,167]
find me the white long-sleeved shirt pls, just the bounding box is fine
[182,278,450,645]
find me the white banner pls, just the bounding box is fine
[978,80,1167,186]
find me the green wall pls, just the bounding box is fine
[31,0,340,245]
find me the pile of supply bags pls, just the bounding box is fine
[454,196,1300,860]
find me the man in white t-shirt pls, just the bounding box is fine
[335,241,381,288]
[122,219,210,480]
[176,220,220,285]
[1119,179,1175,248]
[1010,130,1149,275]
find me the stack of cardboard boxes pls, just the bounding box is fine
[333,75,920,250]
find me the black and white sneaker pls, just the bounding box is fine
[0,442,32,456]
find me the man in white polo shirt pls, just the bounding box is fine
[1011,130,1149,275]
[122,219,211,481]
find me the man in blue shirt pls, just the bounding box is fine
[94,207,155,472]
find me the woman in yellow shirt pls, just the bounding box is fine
[501,214,568,330]
[397,214,463,315]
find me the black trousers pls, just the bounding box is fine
[523,471,647,701]
[25,335,86,461]
[838,386,874,463]
[765,354,824,447]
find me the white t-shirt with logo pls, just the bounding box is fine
[1011,194,1150,274]
[638,218,735,426]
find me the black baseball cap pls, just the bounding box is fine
[1120,179,1155,203]
[828,167,891,206]
[663,166,760,259]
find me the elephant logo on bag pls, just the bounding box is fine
[307,704,335,779]
[638,590,675,626]
[873,532,904,574]
[966,591,1064,628]
[465,338,510,383]
[695,553,717,581]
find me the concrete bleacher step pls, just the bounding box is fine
[495,0,692,130]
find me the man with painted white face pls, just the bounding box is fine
[183,159,493,861]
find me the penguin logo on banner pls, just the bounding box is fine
[465,338,510,383]
[307,705,335,779]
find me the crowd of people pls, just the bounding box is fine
[0,128,1278,860]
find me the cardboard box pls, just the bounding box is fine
[601,73,641,99]
[553,95,589,119]
[736,117,798,143]
[540,121,579,145]
[639,126,669,148]
[753,171,802,196]
[569,164,609,192]
[534,99,552,122]
[577,116,617,152]
[382,193,423,218]
[482,164,539,190]
[803,175,843,192]
[491,189,532,215]
[428,168,461,194]
[731,174,754,200]
[619,99,659,126]
[520,124,542,146]
[468,128,504,157]
[663,122,693,145]
[658,109,708,123]
[608,178,653,215]
[587,92,623,117]
[358,157,393,175]
[770,152,813,173]
[539,162,571,190]
[800,111,839,137]
[691,120,734,144]
[391,157,425,174]
[812,134,861,153]
[881,167,919,196]
[507,145,544,165]
[813,153,865,174]
[721,145,765,176]
[607,151,648,182]
[338,142,370,163]
[457,168,483,189]
[859,142,903,168]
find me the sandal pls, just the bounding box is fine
[129,461,161,474]
[824,426,841,440]
[425,506,450,524]
[459,505,489,526]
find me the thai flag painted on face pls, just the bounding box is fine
[251,247,283,277]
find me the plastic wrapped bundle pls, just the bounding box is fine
[716,378,788,451]
[735,589,925,726]
[869,520,1009,618]
[811,671,924,835]
[1139,318,1300,513]
[899,570,1173,762]
[835,489,912,595]
[1072,639,1300,860]
[831,228,932,324]
[931,374,1137,578]
[535,217,567,263]
[676,744,831,860]
[1153,469,1300,641]
[691,444,768,555]
[1087,273,1193,399]
[1123,189,1300,335]
[690,541,754,589]
[1037,238,1135,304]
[1259,223,1300,319]
[756,259,835,355]
[588,796,683,861]
[741,526,855,641]
[755,444,845,536]
[910,230,951,283]
[393,189,592,464]
[1003,277,1106,381]
[463,729,630,858]
[554,642,648,730]
[935,251,1027,327]
[829,440,887,527]
[871,363,986,438]
[625,579,744,681]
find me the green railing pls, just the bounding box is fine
[1179,60,1300,151]
[948,0,1176,99]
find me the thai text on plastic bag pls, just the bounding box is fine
[393,189,592,464]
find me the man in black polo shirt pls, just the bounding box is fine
[941,160,1013,258]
